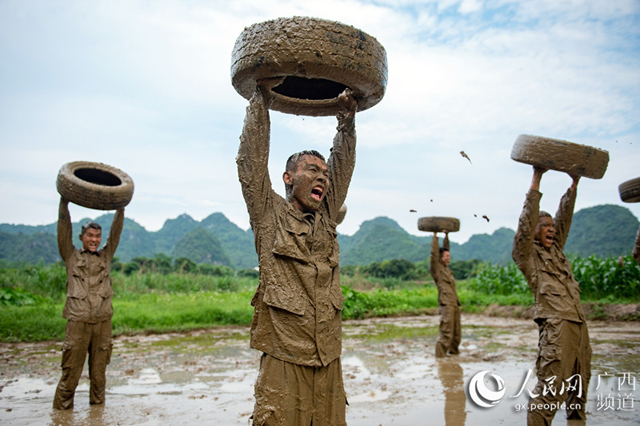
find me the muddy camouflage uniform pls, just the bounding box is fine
[53,200,124,410]
[512,187,591,426]
[237,87,355,426]
[430,234,461,358]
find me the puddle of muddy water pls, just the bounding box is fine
[1,314,638,425]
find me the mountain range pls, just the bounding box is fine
[1,204,638,268]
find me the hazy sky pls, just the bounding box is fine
[1,0,639,244]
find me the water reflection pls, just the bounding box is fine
[2,316,638,425]
[49,404,107,426]
[436,358,466,426]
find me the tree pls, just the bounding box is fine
[174,257,197,274]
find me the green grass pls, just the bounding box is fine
[1,257,638,342]
[0,304,67,342]
[112,291,254,335]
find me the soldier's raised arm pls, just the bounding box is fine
[325,89,357,221]
[430,232,441,282]
[104,207,125,259]
[236,80,281,223]
[512,167,546,280]
[554,174,580,250]
[57,197,74,262]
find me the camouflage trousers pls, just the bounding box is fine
[436,304,461,358]
[53,319,113,410]
[528,318,591,426]
[252,353,347,426]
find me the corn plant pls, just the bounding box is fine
[469,262,529,296]
[570,254,640,300]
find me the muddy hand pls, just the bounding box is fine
[533,166,548,176]
[531,166,547,192]
[338,89,357,117]
[569,173,580,191]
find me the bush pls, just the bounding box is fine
[0,287,50,306]
[237,268,259,278]
[174,257,197,274]
[340,265,358,277]
[0,263,66,302]
[198,264,234,276]
[361,259,420,280]
[449,259,482,280]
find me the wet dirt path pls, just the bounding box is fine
[1,314,639,425]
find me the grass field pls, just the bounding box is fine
[1,256,638,342]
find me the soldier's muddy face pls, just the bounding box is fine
[80,228,102,252]
[440,250,451,267]
[283,154,329,212]
[535,216,556,248]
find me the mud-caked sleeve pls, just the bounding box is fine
[443,233,450,251]
[57,198,74,262]
[554,186,577,250]
[236,87,273,227]
[325,112,356,222]
[512,189,542,281]
[104,208,124,260]
[430,235,440,282]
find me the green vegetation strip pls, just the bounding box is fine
[1,255,638,342]
[1,283,534,343]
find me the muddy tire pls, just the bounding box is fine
[619,177,640,203]
[336,204,347,225]
[510,134,609,179]
[56,161,134,210]
[231,16,387,116]
[417,216,460,233]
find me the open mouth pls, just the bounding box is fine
[545,235,554,244]
[311,186,324,201]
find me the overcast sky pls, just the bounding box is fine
[1,0,639,244]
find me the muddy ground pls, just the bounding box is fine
[1,313,638,425]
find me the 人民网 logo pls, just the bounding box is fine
[468,370,506,408]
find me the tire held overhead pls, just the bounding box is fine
[510,134,609,179]
[56,161,134,210]
[231,16,388,116]
[417,216,460,233]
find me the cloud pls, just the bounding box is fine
[1,0,638,246]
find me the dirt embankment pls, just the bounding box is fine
[481,303,640,321]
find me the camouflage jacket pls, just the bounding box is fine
[430,234,460,306]
[512,189,586,323]
[57,203,124,323]
[236,87,356,367]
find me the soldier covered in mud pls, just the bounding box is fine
[53,198,124,410]
[236,79,357,426]
[512,167,591,425]
[430,232,461,358]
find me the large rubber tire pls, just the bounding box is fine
[336,204,347,225]
[417,217,460,233]
[231,16,387,116]
[56,161,134,210]
[510,134,609,179]
[619,177,640,203]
